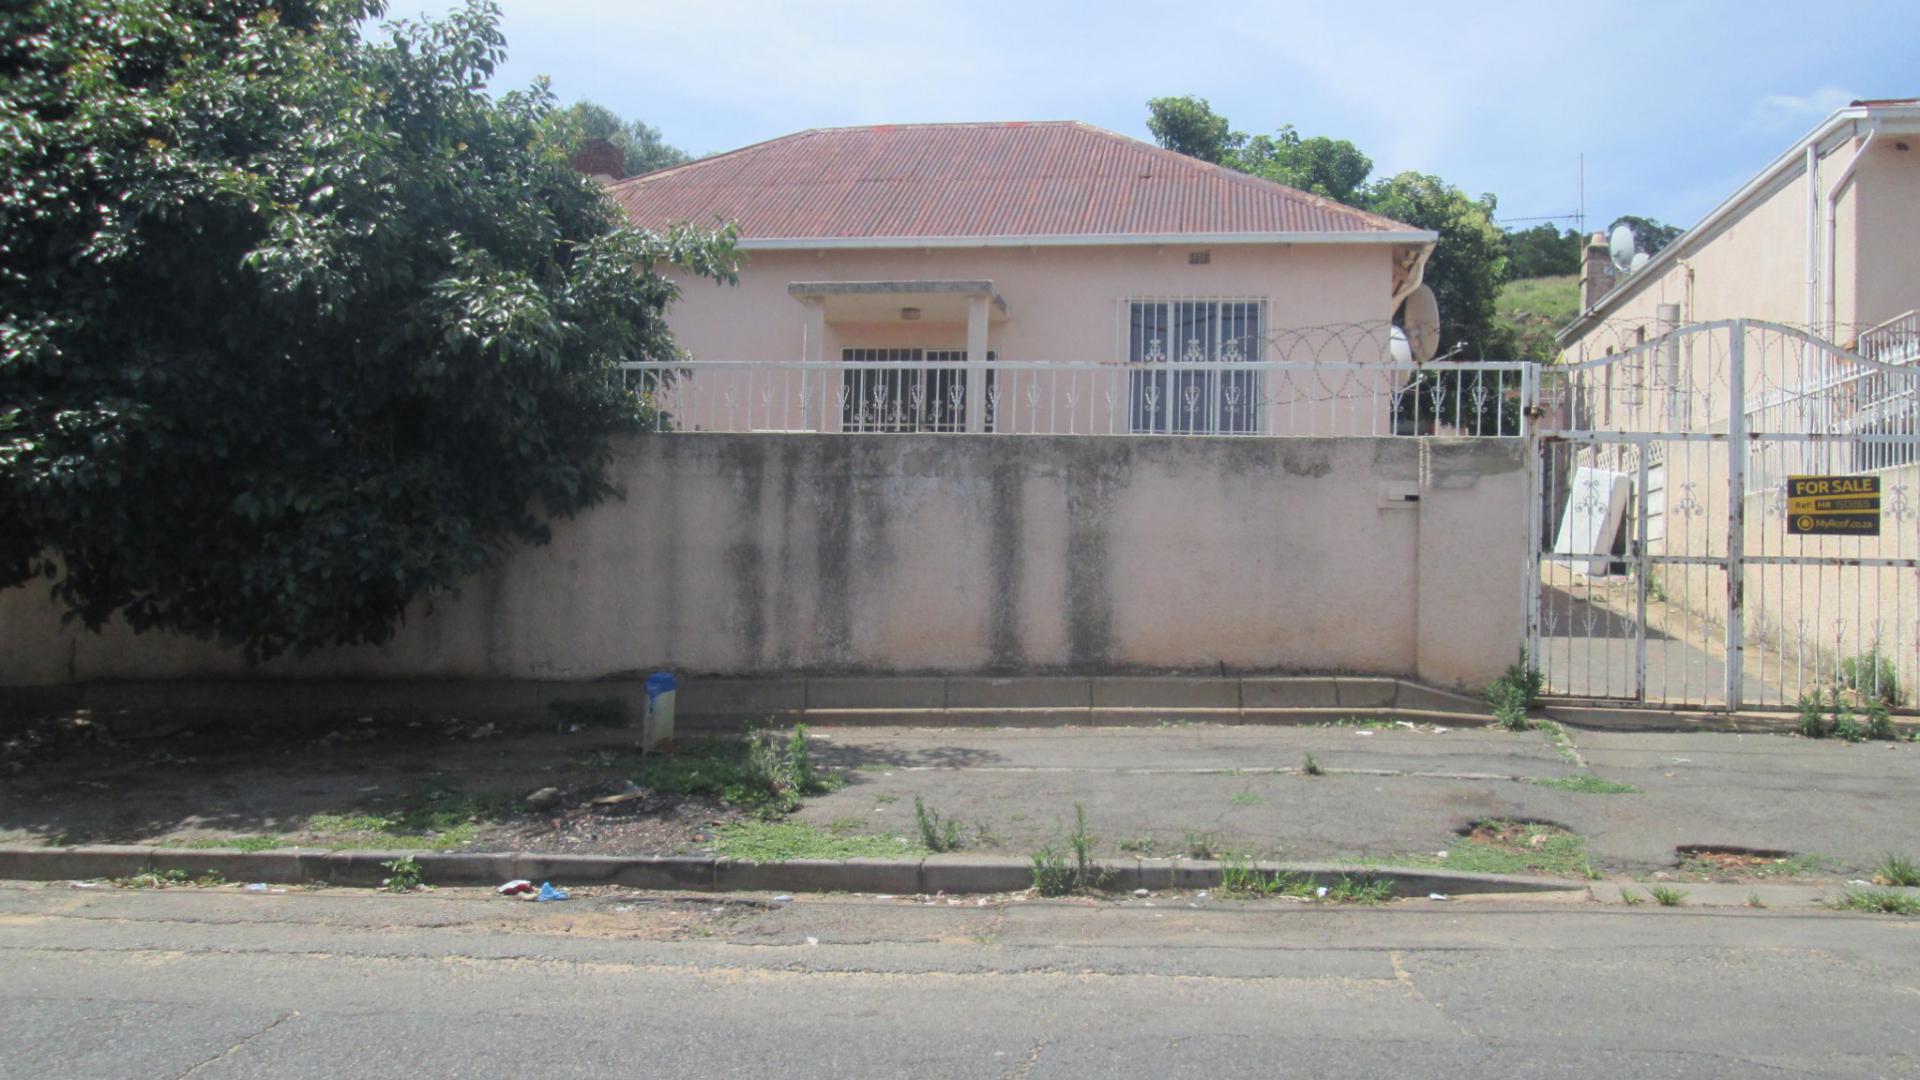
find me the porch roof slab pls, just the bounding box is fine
[788,279,1009,323]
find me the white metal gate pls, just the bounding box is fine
[1531,318,1920,709]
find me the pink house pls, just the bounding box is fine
[607,122,1439,435]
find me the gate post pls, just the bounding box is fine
[1725,320,1747,710]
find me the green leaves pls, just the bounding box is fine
[0,0,736,660]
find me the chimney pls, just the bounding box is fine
[1580,232,1616,310]
[569,138,624,184]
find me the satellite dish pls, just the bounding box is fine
[1609,224,1638,273]
[1400,284,1441,363]
[1388,325,1412,364]
[1629,251,1650,272]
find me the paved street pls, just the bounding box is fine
[3,882,1916,1078]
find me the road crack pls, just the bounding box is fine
[174,1009,299,1077]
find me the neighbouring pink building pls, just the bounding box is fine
[606,121,1438,436]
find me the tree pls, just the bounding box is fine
[0,0,738,660]
[1503,223,1582,280]
[1233,125,1372,205]
[1609,215,1683,258]
[553,99,692,177]
[1145,95,1240,164]
[1360,174,1507,356]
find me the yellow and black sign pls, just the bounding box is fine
[1787,475,1880,536]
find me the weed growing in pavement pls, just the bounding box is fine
[381,856,423,892]
[1746,893,1766,909]
[1649,885,1688,907]
[1487,651,1545,732]
[1324,874,1393,905]
[111,869,192,889]
[1874,853,1920,888]
[1216,854,1312,898]
[1537,719,1580,764]
[193,870,228,887]
[1796,693,1830,739]
[1620,888,1644,906]
[1532,775,1636,794]
[549,696,628,730]
[1302,753,1324,776]
[913,797,963,853]
[1839,646,1902,706]
[712,821,913,861]
[1118,835,1157,856]
[1796,688,1905,742]
[1828,890,1920,916]
[1183,831,1220,860]
[1229,791,1262,806]
[1031,803,1110,895]
[1677,850,1835,881]
[306,788,519,850]
[973,822,1005,848]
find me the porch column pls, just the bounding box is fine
[803,298,826,430]
[965,294,989,433]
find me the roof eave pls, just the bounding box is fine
[735,231,1438,251]
[1555,102,1920,347]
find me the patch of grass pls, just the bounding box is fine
[1649,885,1688,907]
[711,820,915,861]
[1321,716,1400,729]
[626,729,839,818]
[1324,874,1393,905]
[1302,753,1324,777]
[548,696,628,730]
[1183,831,1219,860]
[972,822,1004,848]
[1620,888,1644,906]
[1436,820,1591,878]
[160,835,288,853]
[1532,775,1636,795]
[1828,890,1920,916]
[1746,892,1766,909]
[1875,853,1920,888]
[1117,835,1157,856]
[913,796,962,853]
[1839,647,1902,706]
[1229,791,1262,807]
[853,763,893,773]
[825,817,866,836]
[305,788,520,850]
[1678,850,1835,881]
[873,794,900,805]
[381,855,422,892]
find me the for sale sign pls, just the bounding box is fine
[1787,475,1880,536]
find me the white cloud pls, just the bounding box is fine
[1750,87,1857,130]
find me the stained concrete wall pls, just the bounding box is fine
[0,435,1529,690]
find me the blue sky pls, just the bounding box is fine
[381,0,1918,235]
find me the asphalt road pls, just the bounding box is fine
[3,882,1916,1078]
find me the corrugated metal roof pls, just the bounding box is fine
[606,121,1418,242]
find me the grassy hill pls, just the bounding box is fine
[1492,274,1578,361]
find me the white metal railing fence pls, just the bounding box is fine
[617,359,1535,438]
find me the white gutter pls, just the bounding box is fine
[1804,141,1819,335]
[1556,102,1920,346]
[737,230,1437,251]
[1824,126,1876,339]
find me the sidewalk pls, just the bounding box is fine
[3,716,1915,883]
[793,723,1919,878]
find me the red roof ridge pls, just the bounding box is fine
[607,121,1433,241]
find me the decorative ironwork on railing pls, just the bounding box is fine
[616,359,1536,438]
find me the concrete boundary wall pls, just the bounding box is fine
[0,434,1529,690]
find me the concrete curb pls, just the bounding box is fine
[0,845,1576,898]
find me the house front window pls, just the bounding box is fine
[1126,298,1265,434]
[841,348,997,432]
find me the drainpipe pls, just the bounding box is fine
[1804,141,1819,338]
[1825,125,1876,342]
